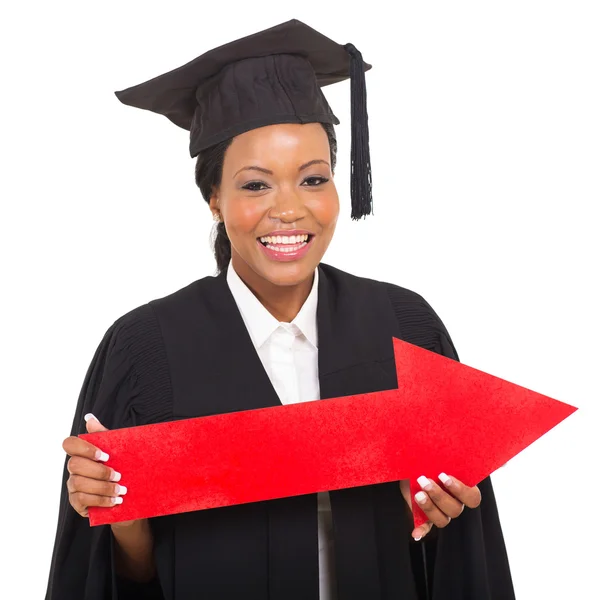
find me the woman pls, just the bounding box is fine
[46,19,514,600]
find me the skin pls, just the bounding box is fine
[61,123,481,582]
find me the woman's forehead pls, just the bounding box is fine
[225,124,330,165]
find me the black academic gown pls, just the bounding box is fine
[45,263,515,600]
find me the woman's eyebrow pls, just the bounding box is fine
[298,159,330,171]
[234,165,273,178]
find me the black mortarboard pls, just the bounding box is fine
[115,19,373,219]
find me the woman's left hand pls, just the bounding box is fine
[400,474,482,540]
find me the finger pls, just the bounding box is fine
[417,476,465,519]
[67,474,128,498]
[67,455,122,482]
[70,491,123,515]
[414,491,453,529]
[412,520,434,541]
[62,435,109,463]
[84,413,109,434]
[439,473,482,509]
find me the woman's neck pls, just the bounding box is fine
[230,257,314,323]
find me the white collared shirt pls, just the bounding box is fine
[227,263,337,600]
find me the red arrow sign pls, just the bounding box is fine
[82,338,577,527]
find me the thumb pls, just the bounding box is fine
[84,413,109,433]
[412,521,434,542]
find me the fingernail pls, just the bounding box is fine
[115,485,128,495]
[84,413,96,423]
[414,536,422,542]
[95,450,110,462]
[439,472,453,487]
[110,470,122,482]
[415,491,428,505]
[112,496,123,505]
[417,475,432,491]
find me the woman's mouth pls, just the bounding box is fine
[257,233,314,262]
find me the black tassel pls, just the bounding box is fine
[344,43,373,220]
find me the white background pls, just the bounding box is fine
[1,1,598,597]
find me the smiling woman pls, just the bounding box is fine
[197,122,338,277]
[45,18,515,600]
[198,122,339,319]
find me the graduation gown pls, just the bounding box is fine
[45,263,515,600]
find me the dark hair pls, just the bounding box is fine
[194,122,338,273]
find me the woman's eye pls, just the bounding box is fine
[302,176,329,186]
[241,181,269,191]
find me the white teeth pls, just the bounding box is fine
[259,234,309,245]
[264,242,308,252]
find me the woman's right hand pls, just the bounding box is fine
[62,413,129,519]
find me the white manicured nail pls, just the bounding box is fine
[84,413,96,423]
[439,472,453,487]
[417,476,432,491]
[112,496,123,505]
[415,491,428,504]
[116,485,127,495]
[414,536,422,542]
[95,450,109,462]
[110,471,122,482]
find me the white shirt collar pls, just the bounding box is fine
[226,262,319,350]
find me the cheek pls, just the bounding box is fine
[223,197,266,235]
[310,192,340,230]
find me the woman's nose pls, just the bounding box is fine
[268,191,307,222]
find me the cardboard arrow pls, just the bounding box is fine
[82,338,577,527]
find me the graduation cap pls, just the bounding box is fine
[115,19,373,219]
[82,338,577,528]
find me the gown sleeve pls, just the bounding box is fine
[45,305,170,600]
[387,284,515,600]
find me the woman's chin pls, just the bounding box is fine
[257,258,318,287]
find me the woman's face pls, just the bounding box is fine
[210,123,339,287]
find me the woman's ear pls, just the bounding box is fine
[209,187,220,218]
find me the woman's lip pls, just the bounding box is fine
[257,230,313,239]
[257,236,314,262]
